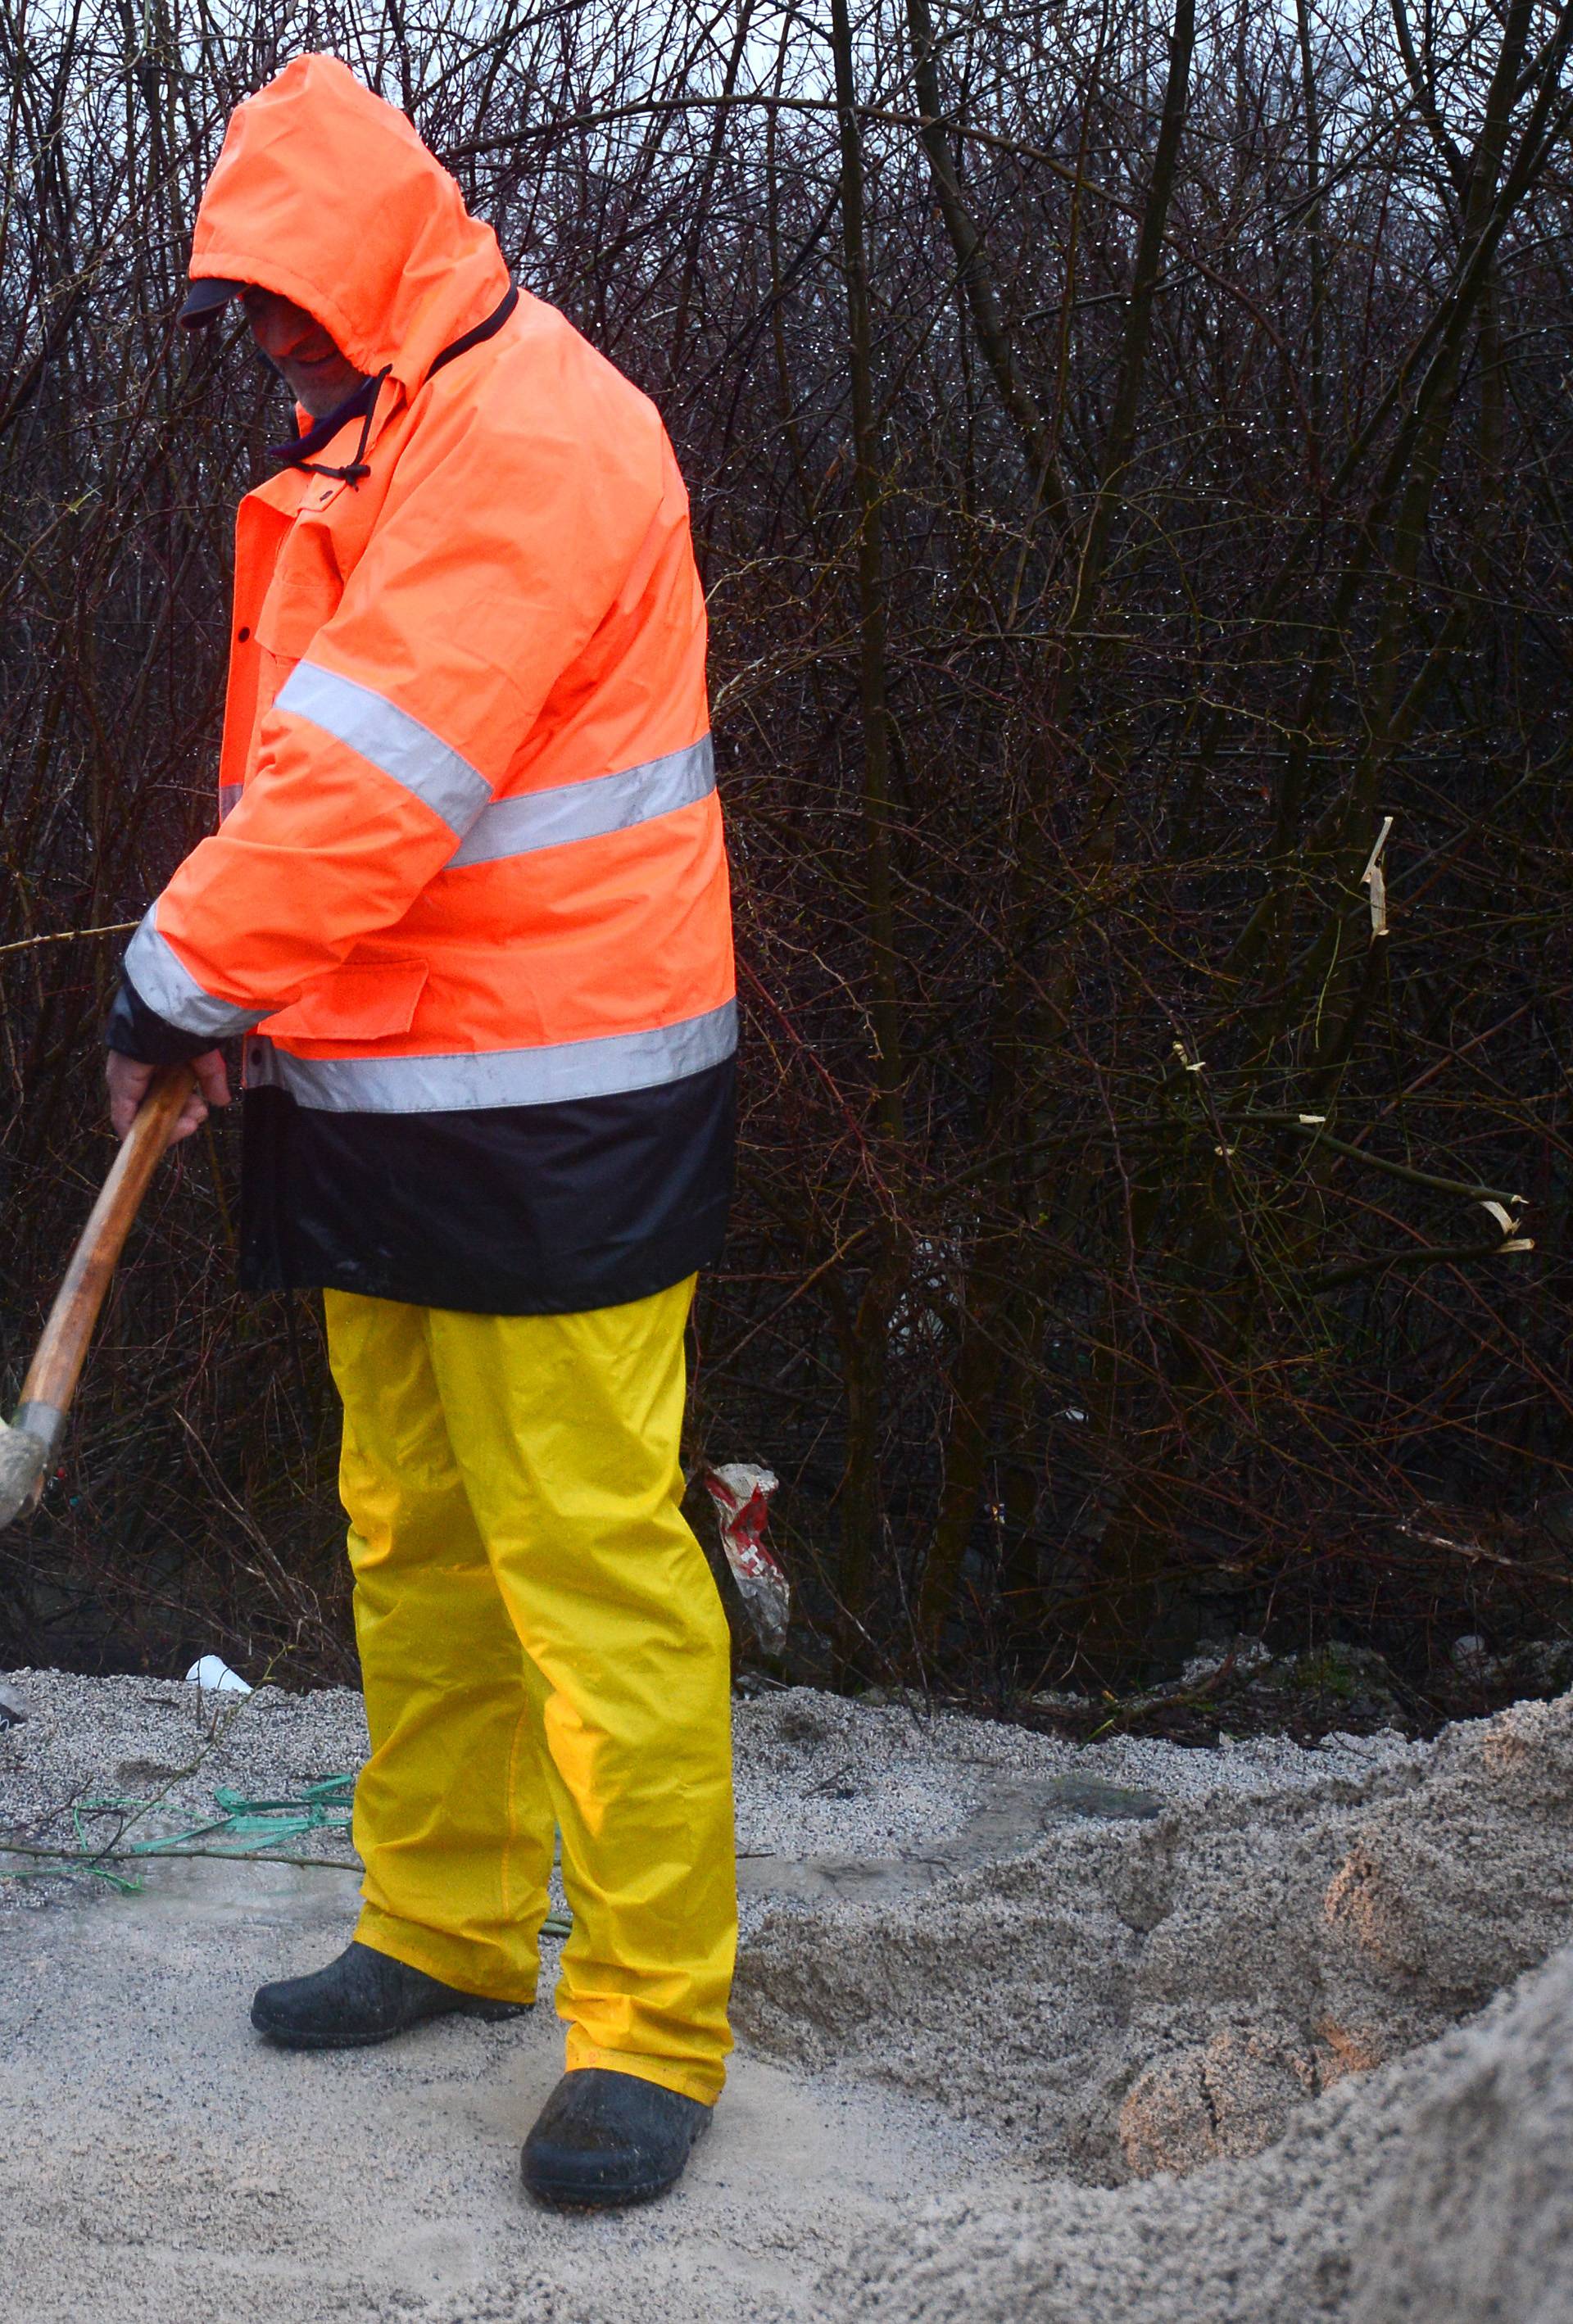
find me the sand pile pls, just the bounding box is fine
[824,1932,1573,2323]
[737,1688,1573,2185]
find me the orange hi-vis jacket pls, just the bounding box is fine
[112,57,736,1313]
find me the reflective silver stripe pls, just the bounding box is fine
[247,998,737,1114]
[218,783,241,822]
[124,908,268,1039]
[275,662,492,836]
[446,736,715,868]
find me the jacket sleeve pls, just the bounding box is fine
[117,383,657,1041]
[104,974,222,1064]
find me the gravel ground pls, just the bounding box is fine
[0,1667,1424,1924]
[1,1669,1564,2322]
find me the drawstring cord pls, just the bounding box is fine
[270,285,520,485]
[292,365,391,486]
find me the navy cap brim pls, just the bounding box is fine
[178,277,247,327]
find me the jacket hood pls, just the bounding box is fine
[188,55,510,392]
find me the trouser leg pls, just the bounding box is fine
[324,1289,552,2005]
[427,1278,736,2104]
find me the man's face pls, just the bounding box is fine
[242,286,369,418]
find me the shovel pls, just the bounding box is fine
[0,1065,196,1528]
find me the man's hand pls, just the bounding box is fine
[107,1050,231,1143]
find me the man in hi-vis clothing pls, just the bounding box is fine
[104,55,737,2208]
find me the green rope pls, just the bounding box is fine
[0,1772,359,1890]
[1,1774,573,1935]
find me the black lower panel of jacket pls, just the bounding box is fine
[238,1059,736,1316]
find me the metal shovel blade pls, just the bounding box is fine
[0,1420,48,1531]
[0,1065,193,1535]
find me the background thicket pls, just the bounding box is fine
[3,0,1573,1714]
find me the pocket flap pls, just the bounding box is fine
[261,958,428,1045]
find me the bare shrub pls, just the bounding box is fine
[2,0,1571,1697]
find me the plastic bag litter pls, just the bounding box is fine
[701,1465,790,1655]
[185,1655,252,1694]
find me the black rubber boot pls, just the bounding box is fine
[251,1940,529,2050]
[521,2068,712,2208]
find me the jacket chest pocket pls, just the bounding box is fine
[253,516,347,668]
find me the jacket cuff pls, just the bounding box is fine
[104,974,227,1066]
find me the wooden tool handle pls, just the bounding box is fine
[15,1066,196,1444]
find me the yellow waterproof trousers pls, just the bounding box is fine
[323,1278,736,2104]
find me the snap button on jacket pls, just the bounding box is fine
[122,55,737,1313]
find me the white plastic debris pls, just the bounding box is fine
[1450,1634,1493,1681]
[701,1464,790,1656]
[184,1655,252,1694]
[0,1681,27,1726]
